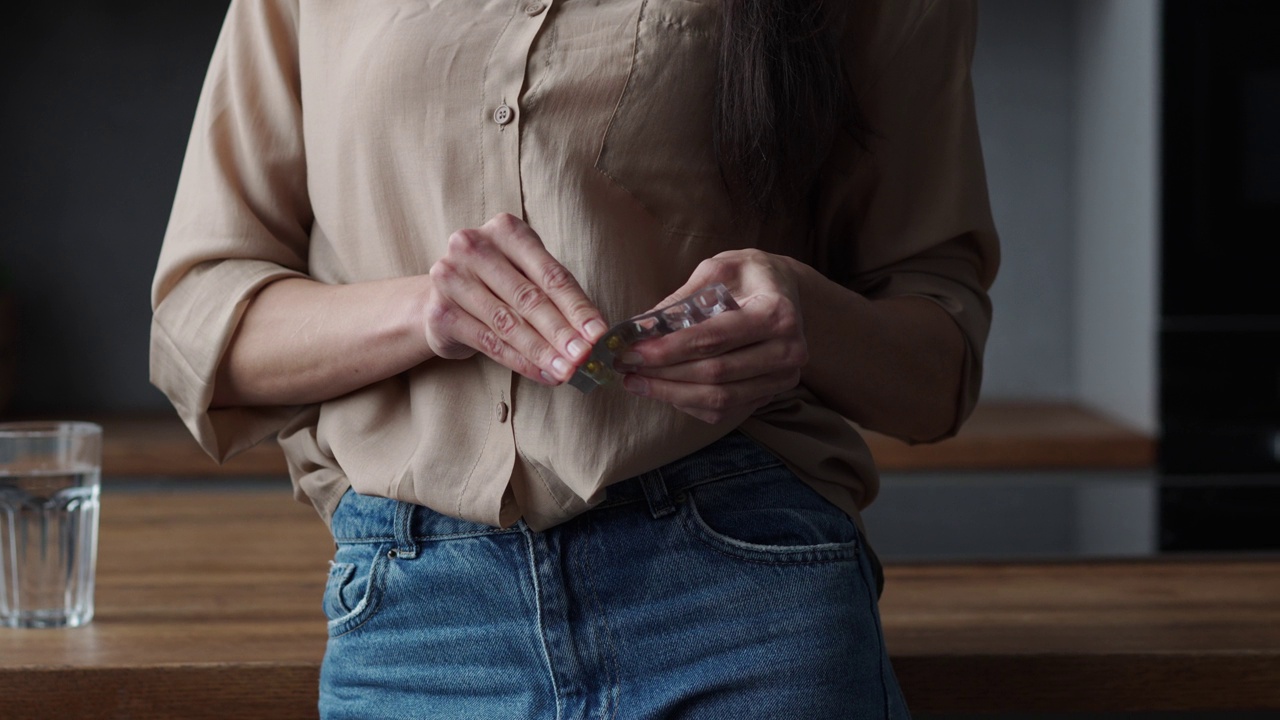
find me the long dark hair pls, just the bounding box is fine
[715,0,864,214]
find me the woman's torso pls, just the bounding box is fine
[278,0,877,530]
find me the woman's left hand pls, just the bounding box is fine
[617,249,809,424]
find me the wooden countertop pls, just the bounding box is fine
[93,401,1156,477]
[2,491,1276,718]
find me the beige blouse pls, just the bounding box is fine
[151,0,998,531]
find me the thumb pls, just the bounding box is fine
[644,258,737,315]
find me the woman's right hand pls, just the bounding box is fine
[425,213,607,385]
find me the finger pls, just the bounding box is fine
[445,310,559,386]
[644,259,736,314]
[618,298,776,369]
[495,270,598,364]
[645,251,758,316]
[432,251,574,382]
[451,230,596,364]
[621,368,799,416]
[630,339,804,385]
[483,214,608,342]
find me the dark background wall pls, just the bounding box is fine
[1,1,229,415]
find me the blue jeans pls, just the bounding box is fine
[319,431,910,719]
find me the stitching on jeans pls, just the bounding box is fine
[679,495,860,566]
[522,526,564,720]
[641,469,675,518]
[682,521,859,566]
[416,528,523,542]
[333,527,522,544]
[331,535,397,544]
[396,502,415,556]
[684,460,784,489]
[327,542,391,637]
[855,544,894,718]
[592,460,785,510]
[575,518,621,720]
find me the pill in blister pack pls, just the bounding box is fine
[568,284,739,394]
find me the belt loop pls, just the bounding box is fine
[392,500,419,559]
[640,470,677,519]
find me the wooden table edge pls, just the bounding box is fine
[6,652,1278,715]
[76,400,1157,477]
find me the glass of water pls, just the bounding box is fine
[0,421,102,628]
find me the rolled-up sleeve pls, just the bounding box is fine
[150,0,312,461]
[815,0,1000,440]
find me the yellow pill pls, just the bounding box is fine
[585,360,602,375]
[606,335,623,351]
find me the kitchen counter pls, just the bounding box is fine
[2,490,1276,718]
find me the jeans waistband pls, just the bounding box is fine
[329,431,884,597]
[595,430,784,519]
[331,431,782,545]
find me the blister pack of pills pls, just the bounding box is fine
[567,284,740,394]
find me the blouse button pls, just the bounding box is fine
[493,104,514,126]
[524,2,547,16]
[495,401,510,423]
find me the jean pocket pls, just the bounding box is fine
[594,0,734,238]
[323,541,392,638]
[680,465,860,564]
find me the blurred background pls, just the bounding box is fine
[0,0,1276,561]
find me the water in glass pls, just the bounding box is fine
[0,465,100,628]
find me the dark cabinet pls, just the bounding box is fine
[1159,0,1280,551]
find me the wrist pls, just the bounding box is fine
[780,255,825,333]
[401,274,440,364]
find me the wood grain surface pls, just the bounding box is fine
[85,401,1156,479]
[5,491,1275,719]
[862,401,1156,472]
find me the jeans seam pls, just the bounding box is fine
[326,543,391,638]
[577,519,621,720]
[332,528,521,544]
[858,548,894,719]
[679,496,859,566]
[671,460,784,491]
[416,528,523,541]
[594,460,784,511]
[323,562,357,618]
[522,525,564,720]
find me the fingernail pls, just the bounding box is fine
[567,339,590,358]
[552,357,570,376]
[623,375,648,396]
[585,319,607,339]
[619,352,643,366]
[540,370,557,384]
